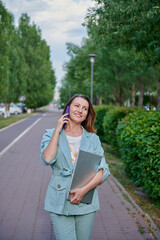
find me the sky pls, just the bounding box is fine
[3,0,95,94]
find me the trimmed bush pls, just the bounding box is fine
[116,111,160,200]
[94,106,111,142]
[103,107,136,151]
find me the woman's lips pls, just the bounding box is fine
[74,113,82,118]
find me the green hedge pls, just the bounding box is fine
[103,107,136,151]
[116,111,160,200]
[94,106,111,142]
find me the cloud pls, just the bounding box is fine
[3,0,95,84]
[65,27,86,37]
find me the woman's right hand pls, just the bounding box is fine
[43,113,69,162]
[55,113,69,133]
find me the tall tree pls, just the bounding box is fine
[61,39,153,106]
[0,0,12,102]
[7,28,28,103]
[18,13,56,108]
[85,0,160,108]
[0,4,56,109]
[60,40,92,104]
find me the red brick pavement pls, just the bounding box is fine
[0,110,156,240]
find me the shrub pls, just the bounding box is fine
[94,106,111,142]
[116,111,160,200]
[103,107,136,151]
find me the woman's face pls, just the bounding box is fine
[69,97,89,124]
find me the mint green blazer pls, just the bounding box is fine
[40,127,110,215]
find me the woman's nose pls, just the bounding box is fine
[78,107,82,113]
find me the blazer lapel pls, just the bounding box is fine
[79,127,92,152]
[58,129,73,170]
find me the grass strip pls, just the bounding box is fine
[0,114,32,129]
[103,143,160,230]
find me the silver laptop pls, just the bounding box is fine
[68,150,102,204]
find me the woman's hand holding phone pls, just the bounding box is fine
[55,106,70,133]
[63,106,70,128]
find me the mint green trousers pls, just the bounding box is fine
[50,212,95,240]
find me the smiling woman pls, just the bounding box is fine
[63,94,96,134]
[40,94,110,240]
[65,97,89,132]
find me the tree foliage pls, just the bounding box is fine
[83,0,160,107]
[60,40,92,104]
[0,0,12,102]
[59,0,159,107]
[18,14,56,108]
[60,40,157,106]
[0,2,56,108]
[85,0,160,65]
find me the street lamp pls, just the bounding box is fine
[88,54,97,104]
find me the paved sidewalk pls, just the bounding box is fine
[92,177,156,240]
[0,109,157,240]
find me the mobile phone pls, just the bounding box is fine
[63,106,70,128]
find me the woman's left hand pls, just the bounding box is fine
[69,188,86,204]
[69,170,103,204]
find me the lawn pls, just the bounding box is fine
[0,114,31,129]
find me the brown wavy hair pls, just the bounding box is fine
[62,94,97,133]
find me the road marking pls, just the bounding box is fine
[0,117,42,158]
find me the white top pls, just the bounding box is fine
[66,135,82,165]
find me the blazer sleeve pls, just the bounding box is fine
[40,128,57,166]
[94,134,110,184]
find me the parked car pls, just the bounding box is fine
[10,103,22,115]
[0,103,5,107]
[16,102,28,113]
[0,104,5,116]
[0,103,22,116]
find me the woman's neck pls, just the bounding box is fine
[64,122,82,137]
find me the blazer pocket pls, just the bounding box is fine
[50,180,67,209]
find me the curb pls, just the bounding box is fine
[110,174,160,240]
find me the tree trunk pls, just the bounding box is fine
[131,83,135,107]
[119,85,123,106]
[99,96,102,105]
[4,103,10,118]
[157,78,160,110]
[138,78,144,107]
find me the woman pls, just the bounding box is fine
[40,94,110,240]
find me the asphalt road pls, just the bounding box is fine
[0,112,46,153]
